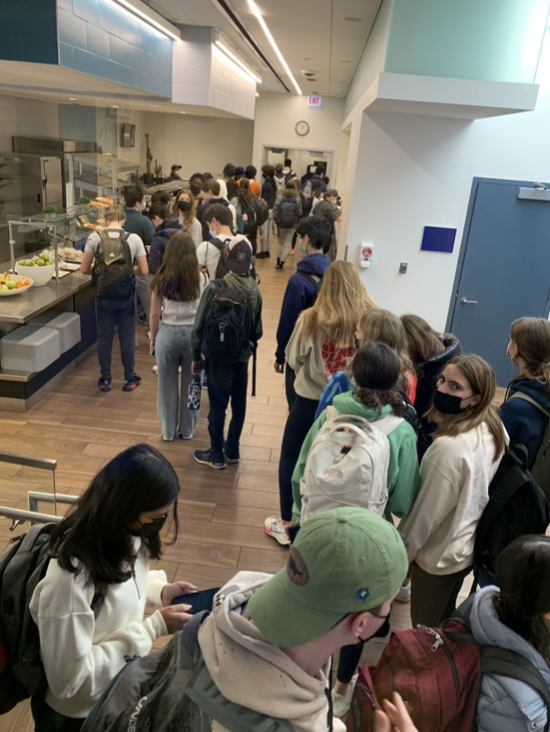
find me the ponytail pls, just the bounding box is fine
[356,386,406,420]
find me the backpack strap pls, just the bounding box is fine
[509,393,550,420]
[371,414,405,437]
[480,646,550,732]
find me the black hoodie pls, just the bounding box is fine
[148,219,185,274]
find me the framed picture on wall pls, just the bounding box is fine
[122,123,136,148]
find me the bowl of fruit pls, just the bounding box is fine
[0,271,33,296]
[16,254,56,286]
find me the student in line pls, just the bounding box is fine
[122,184,155,247]
[149,233,208,442]
[237,177,259,254]
[197,180,236,239]
[274,216,332,409]
[171,187,202,247]
[273,177,302,270]
[499,317,550,476]
[265,261,373,546]
[401,314,461,459]
[30,444,195,732]
[257,164,277,259]
[316,308,417,419]
[196,204,235,282]
[245,164,260,197]
[148,202,185,276]
[401,354,507,627]
[80,204,148,393]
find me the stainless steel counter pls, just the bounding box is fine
[0,268,92,324]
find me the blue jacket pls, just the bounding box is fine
[470,586,550,732]
[500,379,550,470]
[315,370,351,419]
[275,252,331,364]
[148,219,185,274]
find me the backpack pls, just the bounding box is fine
[298,271,323,307]
[81,612,294,732]
[240,197,257,235]
[251,196,269,227]
[347,595,550,732]
[208,237,231,280]
[93,229,134,297]
[396,384,421,439]
[275,194,299,229]
[509,392,550,502]
[300,407,404,523]
[473,444,550,580]
[0,524,105,714]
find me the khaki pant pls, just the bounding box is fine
[410,562,472,628]
[277,228,295,262]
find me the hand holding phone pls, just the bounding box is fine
[171,587,220,615]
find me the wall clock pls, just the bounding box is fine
[296,120,310,136]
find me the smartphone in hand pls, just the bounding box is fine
[171,587,220,614]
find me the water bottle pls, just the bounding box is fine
[187,374,202,411]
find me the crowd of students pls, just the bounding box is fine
[13,160,550,731]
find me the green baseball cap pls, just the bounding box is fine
[248,508,408,648]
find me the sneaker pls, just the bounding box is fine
[395,581,411,603]
[264,516,291,546]
[265,251,271,258]
[122,374,142,392]
[98,378,112,393]
[179,432,194,440]
[290,249,295,255]
[163,436,174,442]
[223,441,239,464]
[275,262,284,271]
[194,449,227,470]
[138,313,148,325]
[152,364,158,375]
[256,252,266,259]
[332,674,358,719]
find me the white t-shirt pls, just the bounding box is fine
[196,236,233,281]
[85,227,146,261]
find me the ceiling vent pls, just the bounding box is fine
[301,69,317,78]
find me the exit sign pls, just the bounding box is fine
[307,96,322,108]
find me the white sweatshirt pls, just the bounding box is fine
[199,571,345,732]
[401,423,504,576]
[29,538,167,719]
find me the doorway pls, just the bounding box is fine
[263,146,333,183]
[446,178,550,386]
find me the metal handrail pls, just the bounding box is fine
[0,449,58,513]
[0,505,62,528]
[28,492,77,514]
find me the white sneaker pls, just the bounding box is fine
[332,674,358,719]
[152,364,158,374]
[395,581,411,603]
[264,516,291,546]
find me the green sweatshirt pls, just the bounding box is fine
[191,272,263,362]
[291,391,421,522]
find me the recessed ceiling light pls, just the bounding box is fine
[180,111,187,114]
[255,92,260,97]
[345,17,362,21]
[304,57,310,61]
[112,105,118,108]
[69,97,76,100]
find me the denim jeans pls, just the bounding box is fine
[156,324,198,440]
[135,273,153,325]
[260,210,273,253]
[206,359,249,460]
[96,293,135,381]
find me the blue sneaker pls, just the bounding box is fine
[193,449,226,470]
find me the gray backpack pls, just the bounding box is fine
[82,611,294,732]
[509,392,550,502]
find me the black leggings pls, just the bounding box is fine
[278,394,319,521]
[31,696,84,732]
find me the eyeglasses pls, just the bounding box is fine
[368,607,391,621]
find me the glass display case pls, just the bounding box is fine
[68,153,140,201]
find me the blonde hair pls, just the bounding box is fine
[510,317,550,394]
[105,204,126,224]
[356,309,414,388]
[299,261,377,348]
[171,188,197,230]
[428,353,506,461]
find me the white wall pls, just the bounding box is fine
[0,94,58,151]
[252,93,345,182]
[142,111,254,179]
[341,33,550,330]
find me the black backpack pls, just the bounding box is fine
[81,612,294,732]
[396,385,421,440]
[275,195,299,229]
[207,237,232,280]
[251,197,269,227]
[240,197,257,235]
[473,444,550,580]
[0,524,105,714]
[508,392,550,502]
[298,271,323,306]
[93,229,135,297]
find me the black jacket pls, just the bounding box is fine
[261,177,277,209]
[148,219,185,274]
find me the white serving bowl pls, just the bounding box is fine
[0,275,34,296]
[15,262,55,287]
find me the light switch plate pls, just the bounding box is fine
[399,262,408,274]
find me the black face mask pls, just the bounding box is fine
[433,390,468,415]
[138,514,167,538]
[190,185,202,197]
[178,200,192,213]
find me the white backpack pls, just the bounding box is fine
[300,407,404,523]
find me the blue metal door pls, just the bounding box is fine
[448,179,550,386]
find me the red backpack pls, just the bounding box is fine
[347,597,550,732]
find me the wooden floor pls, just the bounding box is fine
[0,253,506,731]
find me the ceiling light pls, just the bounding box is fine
[247,0,302,95]
[113,105,118,108]
[180,111,187,113]
[101,0,180,41]
[215,41,262,84]
[69,97,76,100]
[255,92,260,97]
[344,17,362,22]
[212,44,256,85]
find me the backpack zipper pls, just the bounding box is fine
[417,625,460,704]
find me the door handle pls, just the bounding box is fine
[461,298,478,305]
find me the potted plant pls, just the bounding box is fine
[154,160,163,184]
[79,196,90,205]
[42,205,57,220]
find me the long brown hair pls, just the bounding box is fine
[151,232,200,303]
[356,309,414,389]
[171,188,197,230]
[400,314,445,370]
[510,317,550,393]
[299,261,377,348]
[427,353,506,461]
[353,343,406,419]
[239,178,254,200]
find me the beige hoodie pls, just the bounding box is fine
[285,318,355,401]
[198,571,345,732]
